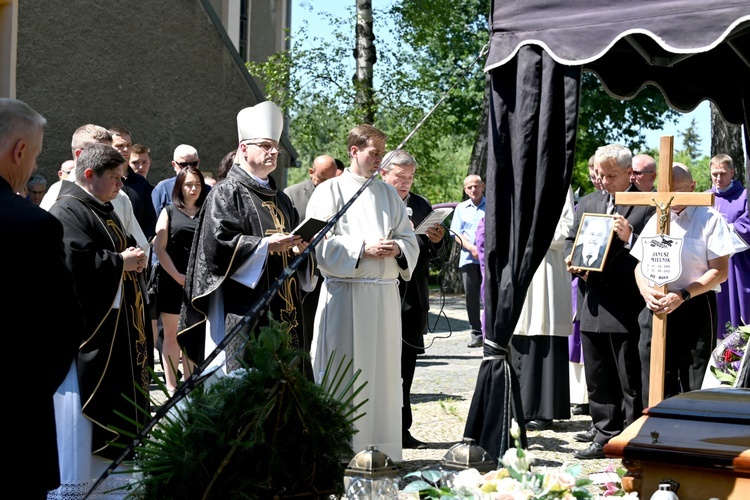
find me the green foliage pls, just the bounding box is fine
[128,318,362,499]
[573,72,681,193]
[252,2,696,203]
[679,118,703,163]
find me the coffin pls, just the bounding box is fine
[604,388,750,500]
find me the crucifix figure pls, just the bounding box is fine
[616,136,715,407]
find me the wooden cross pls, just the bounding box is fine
[616,136,714,407]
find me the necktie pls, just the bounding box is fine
[606,195,616,215]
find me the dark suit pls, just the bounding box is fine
[399,193,446,436]
[572,242,605,269]
[122,166,157,239]
[564,186,654,445]
[284,177,319,352]
[284,177,315,221]
[1,177,83,497]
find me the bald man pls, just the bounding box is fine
[450,174,486,348]
[632,163,734,404]
[57,159,75,181]
[284,154,341,352]
[151,144,204,217]
[284,154,339,220]
[630,154,656,192]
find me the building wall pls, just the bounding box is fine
[248,0,289,61]
[15,0,293,186]
[0,0,18,98]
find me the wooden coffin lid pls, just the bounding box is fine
[605,388,750,472]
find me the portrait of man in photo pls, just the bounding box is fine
[571,214,615,271]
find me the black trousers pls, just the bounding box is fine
[401,295,427,436]
[460,263,483,334]
[638,291,716,407]
[582,330,642,445]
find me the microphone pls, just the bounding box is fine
[406,207,413,219]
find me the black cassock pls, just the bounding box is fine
[50,181,151,460]
[180,165,310,374]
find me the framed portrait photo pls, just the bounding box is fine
[569,213,616,271]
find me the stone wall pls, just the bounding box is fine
[15,0,294,186]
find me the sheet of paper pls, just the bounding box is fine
[414,207,453,235]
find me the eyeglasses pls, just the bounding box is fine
[184,182,202,189]
[246,141,280,154]
[175,161,199,168]
[632,170,655,176]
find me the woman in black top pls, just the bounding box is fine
[153,166,207,392]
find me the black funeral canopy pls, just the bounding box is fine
[487,0,750,126]
[464,0,750,461]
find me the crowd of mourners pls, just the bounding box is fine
[2,96,747,499]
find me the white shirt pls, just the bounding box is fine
[631,205,735,290]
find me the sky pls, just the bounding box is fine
[292,0,712,158]
[643,101,711,158]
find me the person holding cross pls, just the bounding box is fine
[631,163,735,404]
[564,143,655,460]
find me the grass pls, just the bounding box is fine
[438,397,462,418]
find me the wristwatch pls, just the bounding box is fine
[679,288,691,301]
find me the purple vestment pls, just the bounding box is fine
[477,216,486,337]
[709,180,749,338]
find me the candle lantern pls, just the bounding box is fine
[439,437,496,486]
[343,445,400,499]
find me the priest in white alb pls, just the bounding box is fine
[306,125,419,461]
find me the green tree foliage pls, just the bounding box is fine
[250,1,685,202]
[576,73,680,195]
[679,118,703,163]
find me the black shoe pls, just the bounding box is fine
[572,404,589,416]
[574,426,597,443]
[525,419,553,431]
[467,335,483,348]
[573,441,605,460]
[403,434,428,449]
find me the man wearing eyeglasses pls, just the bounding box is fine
[630,154,657,192]
[180,101,312,377]
[151,144,205,216]
[57,159,75,181]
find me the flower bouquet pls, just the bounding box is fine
[708,324,749,387]
[403,420,596,499]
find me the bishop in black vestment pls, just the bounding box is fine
[180,101,312,375]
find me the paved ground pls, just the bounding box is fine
[398,292,616,492]
[150,292,619,496]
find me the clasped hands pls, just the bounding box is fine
[641,286,683,315]
[122,246,148,273]
[365,237,400,259]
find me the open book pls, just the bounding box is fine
[290,215,330,242]
[414,207,454,235]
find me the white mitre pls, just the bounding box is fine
[237,101,284,143]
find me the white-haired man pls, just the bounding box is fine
[380,149,446,449]
[564,143,655,459]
